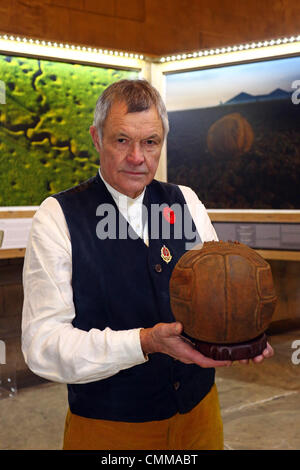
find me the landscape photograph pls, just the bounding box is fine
[166,55,300,209]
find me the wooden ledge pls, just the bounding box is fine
[0,211,36,219]
[208,211,300,223]
[0,248,26,259]
[256,250,300,261]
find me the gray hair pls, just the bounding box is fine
[93,79,169,141]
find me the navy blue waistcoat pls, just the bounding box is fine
[53,172,215,422]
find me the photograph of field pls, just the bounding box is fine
[166,56,300,209]
[0,54,138,206]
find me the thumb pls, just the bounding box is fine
[173,321,183,335]
[161,322,182,337]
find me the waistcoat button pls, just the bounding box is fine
[154,264,162,273]
[173,381,180,391]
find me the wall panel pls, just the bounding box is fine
[0,0,299,55]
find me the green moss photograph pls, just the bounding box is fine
[0,54,138,206]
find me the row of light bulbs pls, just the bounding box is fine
[160,35,300,62]
[1,32,299,63]
[0,33,144,60]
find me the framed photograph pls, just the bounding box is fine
[151,40,300,258]
[0,37,145,208]
[163,49,300,211]
[0,36,147,256]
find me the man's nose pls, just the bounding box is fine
[127,142,144,165]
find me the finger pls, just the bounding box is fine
[180,339,234,368]
[191,351,232,368]
[202,358,233,368]
[262,343,274,358]
[154,322,181,341]
[239,359,249,365]
[162,321,183,337]
[174,321,183,335]
[251,354,264,364]
[250,342,274,364]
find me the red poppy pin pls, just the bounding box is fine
[163,207,176,224]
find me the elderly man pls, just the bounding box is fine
[22,79,273,450]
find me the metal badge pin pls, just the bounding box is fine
[161,245,172,264]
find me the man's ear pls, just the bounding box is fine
[90,126,101,153]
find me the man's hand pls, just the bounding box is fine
[140,322,232,368]
[140,322,274,367]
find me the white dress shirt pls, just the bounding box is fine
[21,170,218,384]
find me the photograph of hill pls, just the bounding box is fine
[166,56,300,209]
[0,54,138,206]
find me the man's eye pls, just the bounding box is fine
[117,138,127,143]
[145,140,155,145]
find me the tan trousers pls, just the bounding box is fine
[63,384,223,450]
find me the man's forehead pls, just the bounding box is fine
[108,99,159,117]
[104,100,163,131]
[109,100,128,115]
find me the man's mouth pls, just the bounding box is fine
[122,170,147,176]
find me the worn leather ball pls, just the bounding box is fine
[169,241,277,346]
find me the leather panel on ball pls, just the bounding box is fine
[169,241,277,359]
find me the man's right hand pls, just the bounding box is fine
[140,321,232,368]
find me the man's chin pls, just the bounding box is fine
[121,181,147,198]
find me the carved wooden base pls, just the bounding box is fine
[193,333,267,361]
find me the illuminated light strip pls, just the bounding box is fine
[1,32,300,65]
[159,35,300,62]
[0,33,144,67]
[3,32,299,66]
[1,32,300,73]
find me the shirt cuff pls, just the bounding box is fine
[101,327,149,369]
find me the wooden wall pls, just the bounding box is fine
[0,0,299,55]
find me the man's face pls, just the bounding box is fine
[90,101,164,199]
